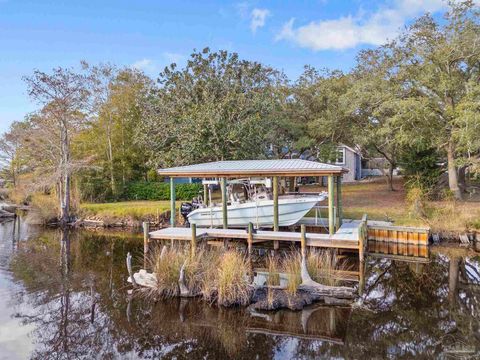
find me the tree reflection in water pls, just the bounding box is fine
[6,226,480,359]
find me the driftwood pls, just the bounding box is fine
[0,209,15,218]
[178,260,196,297]
[126,252,137,287]
[299,253,355,299]
[127,269,157,288]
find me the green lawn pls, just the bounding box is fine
[79,200,179,220]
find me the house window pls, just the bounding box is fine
[335,148,345,165]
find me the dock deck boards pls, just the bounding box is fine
[149,221,361,250]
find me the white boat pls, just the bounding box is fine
[187,192,327,228]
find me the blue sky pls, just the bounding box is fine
[0,0,449,135]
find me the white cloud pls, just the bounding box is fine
[131,53,186,75]
[250,8,270,33]
[163,52,185,64]
[276,0,447,51]
[131,58,155,71]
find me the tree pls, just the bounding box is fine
[74,68,152,201]
[23,67,90,224]
[289,67,354,160]
[0,121,26,186]
[394,2,480,199]
[137,48,285,166]
[347,46,408,191]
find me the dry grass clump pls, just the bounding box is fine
[266,254,281,286]
[278,249,350,292]
[282,252,302,295]
[214,251,252,307]
[265,254,281,306]
[148,246,252,306]
[149,245,188,297]
[306,250,350,286]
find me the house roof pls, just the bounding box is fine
[157,159,347,177]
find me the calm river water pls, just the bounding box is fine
[0,218,479,359]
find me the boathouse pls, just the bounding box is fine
[145,159,373,260]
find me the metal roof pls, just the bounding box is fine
[157,159,347,177]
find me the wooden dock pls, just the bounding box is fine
[149,223,361,250]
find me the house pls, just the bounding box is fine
[334,144,362,183]
[297,144,362,185]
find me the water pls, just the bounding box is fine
[0,218,479,359]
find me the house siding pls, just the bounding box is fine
[341,147,357,182]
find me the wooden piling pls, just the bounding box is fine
[221,177,228,229]
[203,183,208,206]
[336,176,343,228]
[170,178,176,226]
[300,224,306,257]
[328,175,335,235]
[143,221,149,269]
[191,223,197,258]
[273,176,279,250]
[247,222,253,256]
[359,214,367,263]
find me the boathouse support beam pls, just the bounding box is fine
[273,176,279,250]
[203,181,208,206]
[143,221,149,269]
[328,175,335,235]
[221,177,228,229]
[170,178,176,226]
[336,176,343,229]
[191,223,197,258]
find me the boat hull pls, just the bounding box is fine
[187,196,325,228]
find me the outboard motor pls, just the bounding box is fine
[180,202,194,227]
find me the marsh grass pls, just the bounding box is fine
[148,245,187,297]
[215,251,252,307]
[265,254,281,307]
[282,252,302,295]
[148,246,252,306]
[306,249,351,286]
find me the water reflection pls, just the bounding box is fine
[0,221,479,359]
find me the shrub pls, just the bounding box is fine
[124,181,202,201]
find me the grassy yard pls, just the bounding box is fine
[79,200,178,221]
[301,177,480,232]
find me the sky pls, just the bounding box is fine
[0,0,451,135]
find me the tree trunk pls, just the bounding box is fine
[447,141,462,200]
[60,121,70,225]
[458,165,468,192]
[386,162,395,191]
[105,116,116,198]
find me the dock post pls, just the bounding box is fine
[170,177,176,226]
[203,182,208,206]
[191,223,196,258]
[336,176,343,228]
[300,224,306,257]
[273,176,279,250]
[359,214,367,263]
[221,177,228,229]
[143,221,149,269]
[328,175,335,235]
[247,222,253,256]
